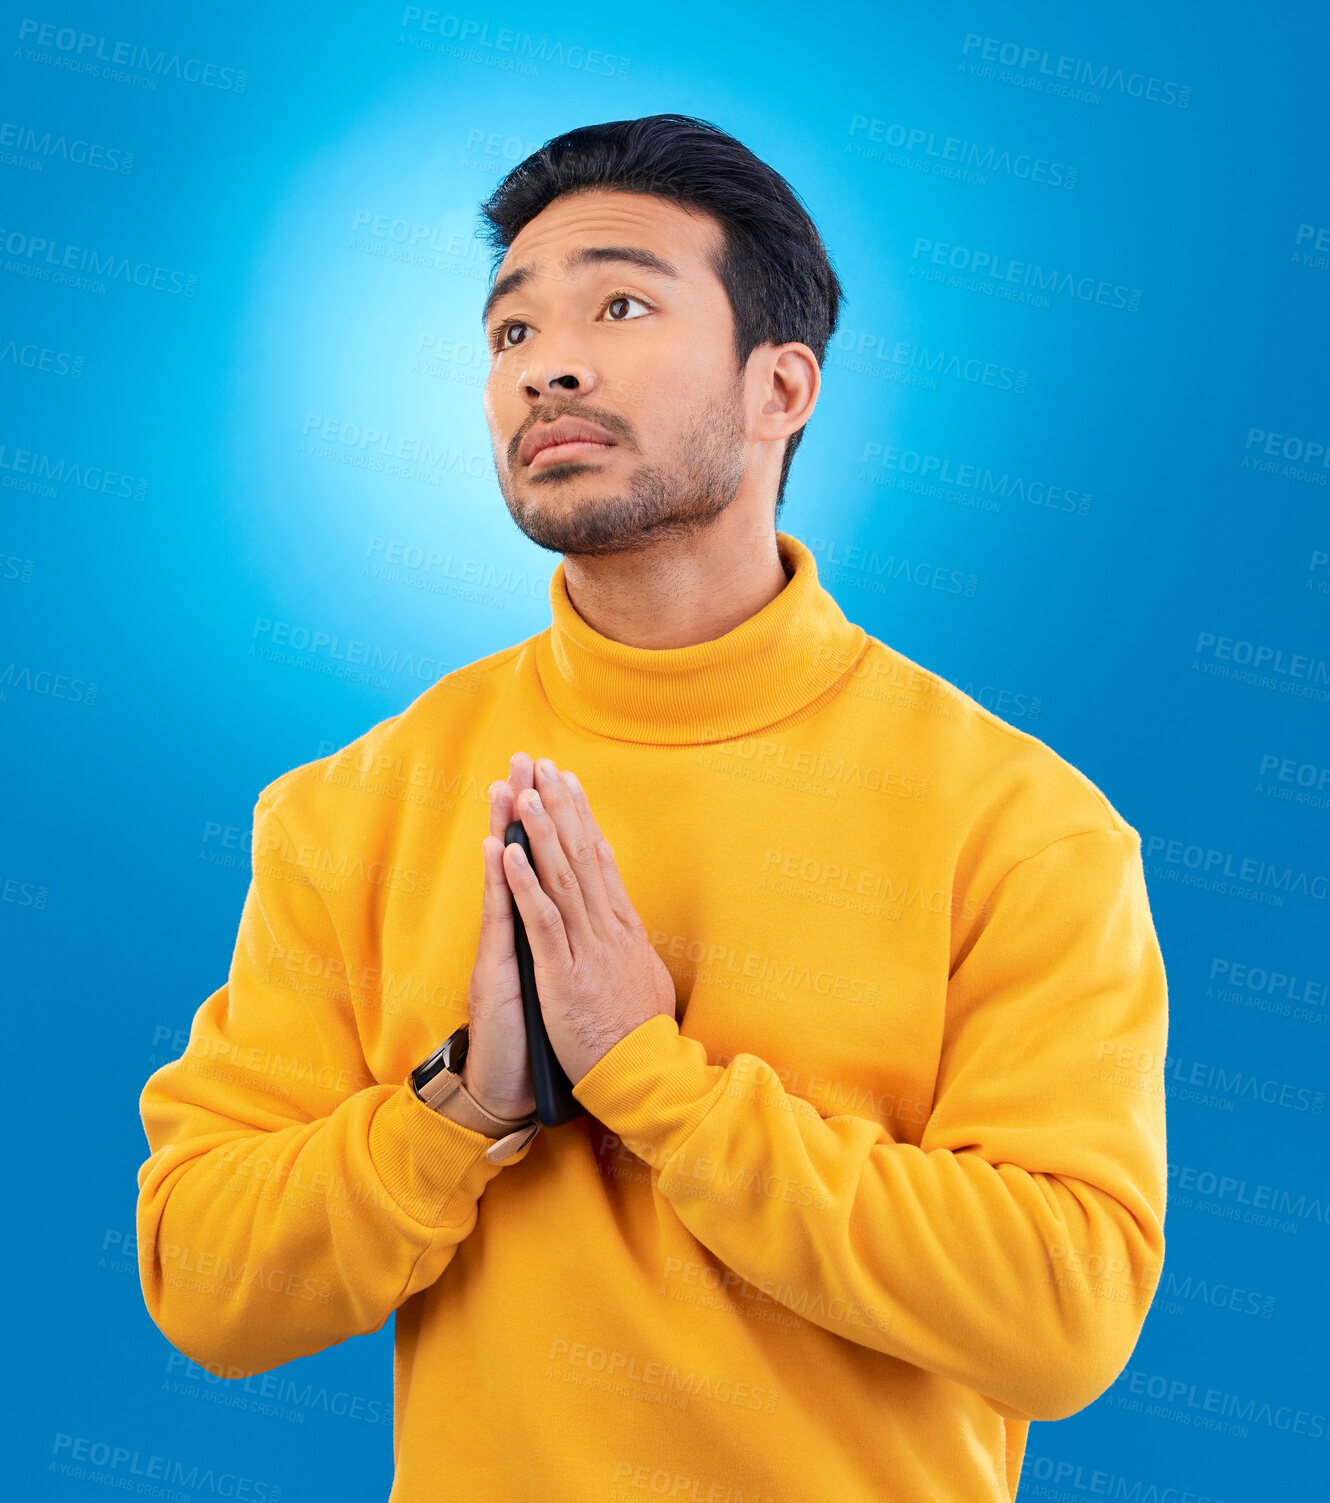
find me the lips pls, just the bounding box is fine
[519,417,618,467]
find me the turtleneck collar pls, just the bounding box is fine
[534,531,869,746]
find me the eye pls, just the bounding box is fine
[603,292,653,323]
[492,319,529,353]
[489,290,654,354]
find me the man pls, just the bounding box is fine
[137,114,1168,1502]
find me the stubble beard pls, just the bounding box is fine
[498,387,748,559]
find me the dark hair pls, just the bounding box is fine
[476,114,844,516]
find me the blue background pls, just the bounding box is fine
[3,2,1328,1498]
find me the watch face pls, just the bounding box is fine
[444,1023,469,1073]
[411,1025,468,1091]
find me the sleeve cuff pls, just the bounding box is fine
[368,1080,534,1229]
[571,1013,726,1168]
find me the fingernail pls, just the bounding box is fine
[526,792,543,814]
[510,843,528,865]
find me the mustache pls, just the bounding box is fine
[509,405,636,465]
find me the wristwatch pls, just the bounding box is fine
[410,1024,539,1164]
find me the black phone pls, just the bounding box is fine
[504,819,587,1127]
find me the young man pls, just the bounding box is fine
[137,114,1168,1502]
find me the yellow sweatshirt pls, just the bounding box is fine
[137,530,1168,1503]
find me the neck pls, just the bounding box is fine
[559,506,790,650]
[536,528,868,746]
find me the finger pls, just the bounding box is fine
[515,783,596,951]
[475,834,518,983]
[489,750,535,841]
[558,768,637,925]
[534,758,616,934]
[488,779,515,842]
[503,834,572,973]
[510,749,535,795]
[474,839,528,1031]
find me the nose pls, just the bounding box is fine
[520,364,591,403]
[513,324,599,406]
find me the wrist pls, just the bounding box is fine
[444,1076,533,1137]
[410,1024,539,1163]
[458,1061,532,1128]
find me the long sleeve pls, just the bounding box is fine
[571,825,1168,1424]
[135,793,534,1378]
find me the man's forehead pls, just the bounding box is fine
[506,189,708,257]
[509,242,679,284]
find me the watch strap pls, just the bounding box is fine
[414,1065,540,1164]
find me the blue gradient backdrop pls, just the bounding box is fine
[3,2,1328,1498]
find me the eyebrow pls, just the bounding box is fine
[481,245,681,329]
